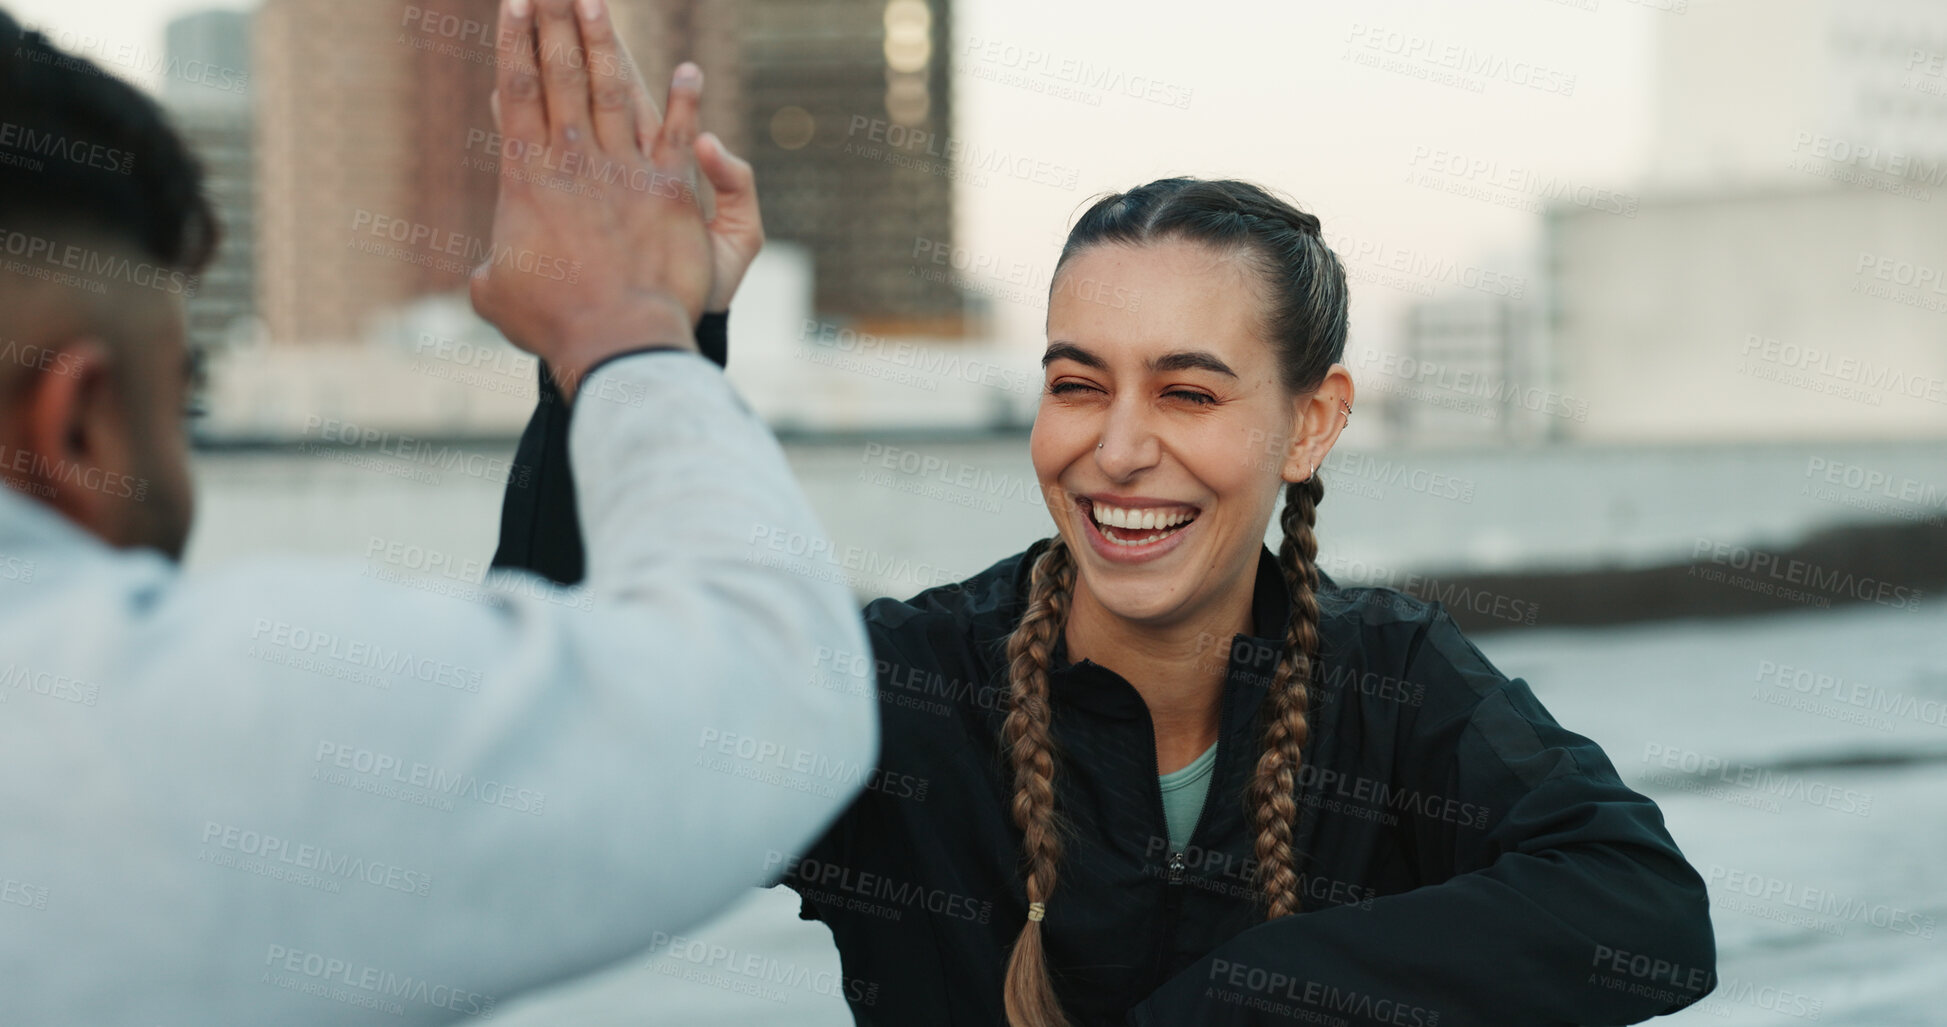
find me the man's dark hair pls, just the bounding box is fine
[0,6,219,272]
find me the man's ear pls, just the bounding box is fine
[15,339,123,531]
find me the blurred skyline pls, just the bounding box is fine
[8,0,1658,370]
[12,0,1947,444]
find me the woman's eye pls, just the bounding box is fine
[1167,390,1215,405]
[1048,382,1094,396]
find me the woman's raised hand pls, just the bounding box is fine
[470,0,713,401]
[694,132,765,314]
[597,12,767,313]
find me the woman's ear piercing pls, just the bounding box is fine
[1341,400,1352,422]
[1097,442,1103,450]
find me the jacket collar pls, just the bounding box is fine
[981,538,1316,732]
[0,481,112,557]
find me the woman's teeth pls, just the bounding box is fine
[1089,502,1198,546]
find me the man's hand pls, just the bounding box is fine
[469,0,713,402]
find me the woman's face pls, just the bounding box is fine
[1032,237,1317,628]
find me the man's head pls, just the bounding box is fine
[0,7,217,559]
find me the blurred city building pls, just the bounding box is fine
[1386,296,1557,446]
[743,0,967,335]
[1648,0,1947,193]
[1545,0,1947,442]
[185,0,978,441]
[254,0,498,345]
[248,0,960,346]
[162,10,256,356]
[251,0,742,347]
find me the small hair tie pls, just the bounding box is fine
[1027,901,1046,923]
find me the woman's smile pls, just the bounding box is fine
[1075,493,1203,563]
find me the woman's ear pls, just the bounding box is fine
[1280,363,1356,484]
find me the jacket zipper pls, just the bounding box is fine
[1152,723,1222,982]
[1162,736,1223,870]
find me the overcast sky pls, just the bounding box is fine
[7,0,1659,356]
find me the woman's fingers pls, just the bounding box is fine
[601,21,665,154]
[695,131,754,200]
[493,0,545,148]
[652,63,703,171]
[694,130,764,312]
[630,72,663,156]
[574,0,638,156]
[534,0,591,147]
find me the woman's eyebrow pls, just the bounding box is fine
[1042,342,1237,378]
[1151,351,1237,377]
[1042,341,1103,369]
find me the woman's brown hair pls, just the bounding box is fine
[1002,178,1350,1027]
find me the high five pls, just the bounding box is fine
[0,1,874,1022]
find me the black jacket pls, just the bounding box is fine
[491,313,728,578]
[492,326,1718,1027]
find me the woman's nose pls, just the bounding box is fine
[1093,404,1161,478]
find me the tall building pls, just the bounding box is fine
[255,0,473,344]
[1545,0,1947,442]
[253,0,740,346]
[1649,0,1947,193]
[162,9,253,109]
[163,10,256,355]
[743,0,966,334]
[615,0,748,155]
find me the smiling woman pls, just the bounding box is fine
[492,176,1718,1027]
[1002,184,1359,1025]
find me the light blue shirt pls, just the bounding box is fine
[0,354,876,1024]
[1159,741,1220,852]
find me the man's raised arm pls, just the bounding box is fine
[0,1,874,1022]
